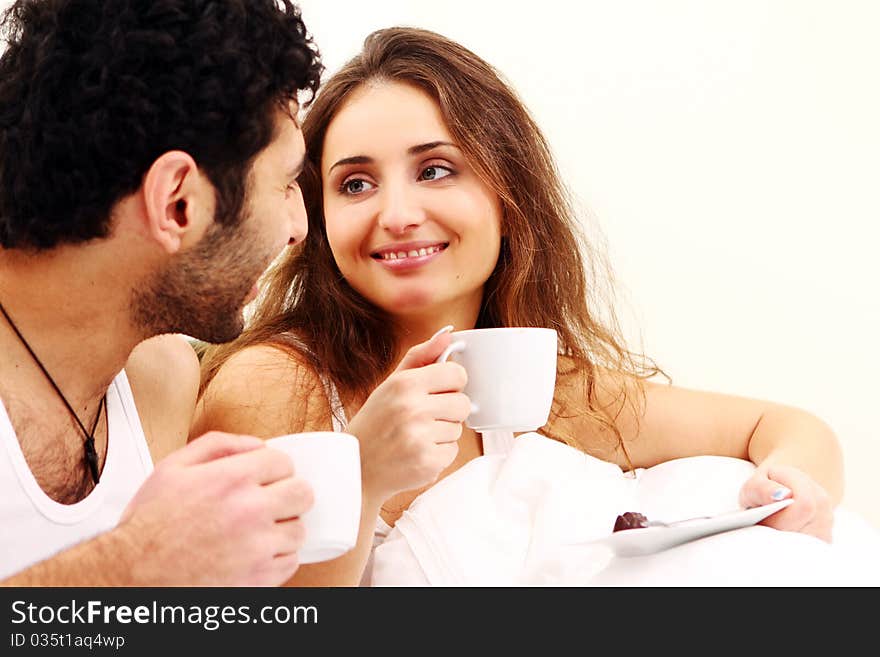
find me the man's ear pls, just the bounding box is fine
[141,150,214,254]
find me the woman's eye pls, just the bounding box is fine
[420,165,453,181]
[341,178,375,195]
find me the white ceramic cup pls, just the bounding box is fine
[265,431,362,564]
[436,327,558,432]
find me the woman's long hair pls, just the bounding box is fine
[200,27,663,465]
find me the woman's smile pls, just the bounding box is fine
[370,240,449,272]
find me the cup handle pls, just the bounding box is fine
[436,340,466,363]
[435,341,479,416]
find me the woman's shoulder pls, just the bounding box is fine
[555,355,644,401]
[127,333,200,383]
[191,341,331,440]
[125,333,201,462]
[548,356,650,461]
[216,340,316,379]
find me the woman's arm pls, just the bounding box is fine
[192,333,470,586]
[609,375,842,540]
[623,381,842,500]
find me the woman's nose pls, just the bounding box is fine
[376,183,426,234]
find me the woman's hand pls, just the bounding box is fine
[347,329,471,506]
[739,464,834,542]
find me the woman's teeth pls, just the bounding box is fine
[380,245,444,260]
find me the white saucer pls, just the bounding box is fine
[587,499,795,558]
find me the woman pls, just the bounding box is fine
[192,27,841,586]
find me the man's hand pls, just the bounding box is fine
[119,431,314,585]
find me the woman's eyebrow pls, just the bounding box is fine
[328,142,460,173]
[407,141,458,155]
[329,155,372,173]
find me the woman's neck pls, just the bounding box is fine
[391,300,482,364]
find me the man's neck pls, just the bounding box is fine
[0,245,143,401]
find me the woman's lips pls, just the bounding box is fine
[370,242,448,271]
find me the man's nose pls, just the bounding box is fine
[288,187,308,245]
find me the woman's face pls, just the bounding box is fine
[321,81,502,321]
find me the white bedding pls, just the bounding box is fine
[370,433,880,586]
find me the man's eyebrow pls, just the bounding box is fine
[328,142,458,174]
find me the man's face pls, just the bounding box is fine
[134,108,307,343]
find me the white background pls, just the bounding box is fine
[3,1,876,528]
[296,0,880,529]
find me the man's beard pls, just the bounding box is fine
[132,214,272,344]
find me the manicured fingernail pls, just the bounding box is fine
[431,325,454,340]
[771,487,791,501]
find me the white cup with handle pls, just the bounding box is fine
[436,327,558,433]
[265,431,361,564]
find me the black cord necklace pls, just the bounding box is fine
[0,301,104,484]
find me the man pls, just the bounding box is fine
[0,0,321,585]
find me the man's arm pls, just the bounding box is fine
[2,524,144,586]
[2,432,313,586]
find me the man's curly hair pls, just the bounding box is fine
[0,0,322,250]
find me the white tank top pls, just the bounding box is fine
[0,369,154,579]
